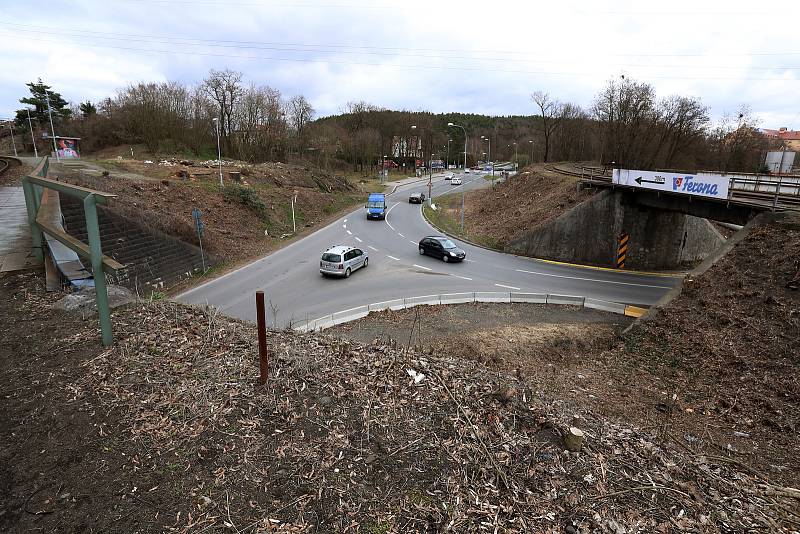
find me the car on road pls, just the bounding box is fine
[418,236,466,262]
[366,192,386,220]
[409,192,426,203]
[444,172,454,180]
[451,176,462,185]
[320,245,369,278]
[464,168,470,174]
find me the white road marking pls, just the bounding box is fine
[495,283,520,290]
[387,255,400,261]
[343,218,348,223]
[346,230,352,235]
[413,264,433,271]
[464,259,476,263]
[385,202,399,231]
[355,237,363,242]
[409,239,416,244]
[450,274,473,281]
[514,268,671,289]
[398,233,405,238]
[342,224,346,228]
[368,245,378,251]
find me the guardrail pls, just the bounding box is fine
[21,157,123,346]
[296,291,646,332]
[566,165,800,212]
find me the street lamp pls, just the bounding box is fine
[411,125,432,205]
[7,121,17,157]
[528,140,534,165]
[447,138,452,169]
[45,91,59,162]
[382,154,387,183]
[212,117,223,187]
[447,122,469,231]
[481,136,492,176]
[447,122,468,171]
[26,108,38,158]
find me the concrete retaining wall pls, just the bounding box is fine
[60,195,213,293]
[506,190,725,270]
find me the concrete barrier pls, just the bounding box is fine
[296,292,632,332]
[584,297,627,314]
[547,294,585,306]
[475,292,511,303]
[368,299,404,312]
[440,292,476,304]
[511,292,547,304]
[404,294,442,307]
[331,310,369,326]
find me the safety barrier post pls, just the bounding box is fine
[83,194,113,346]
[21,179,44,263]
[255,291,269,384]
[617,233,629,269]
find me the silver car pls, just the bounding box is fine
[320,245,369,278]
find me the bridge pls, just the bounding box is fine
[546,164,800,226]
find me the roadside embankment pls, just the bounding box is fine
[2,269,797,532]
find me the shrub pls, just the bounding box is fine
[222,185,268,220]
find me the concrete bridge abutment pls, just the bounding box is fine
[507,190,726,270]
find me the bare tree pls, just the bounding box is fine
[592,77,657,167]
[287,95,315,153]
[202,69,243,154]
[532,91,565,163]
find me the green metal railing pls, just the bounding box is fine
[21,157,123,346]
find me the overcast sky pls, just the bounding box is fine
[1,0,798,127]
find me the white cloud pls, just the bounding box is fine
[0,0,797,126]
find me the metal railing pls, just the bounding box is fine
[563,164,800,212]
[21,157,124,346]
[296,291,645,332]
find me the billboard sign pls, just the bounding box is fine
[613,168,730,200]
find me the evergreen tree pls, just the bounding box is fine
[14,79,71,130]
[79,100,97,117]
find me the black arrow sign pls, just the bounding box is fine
[635,176,662,185]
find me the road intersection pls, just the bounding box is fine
[177,172,680,326]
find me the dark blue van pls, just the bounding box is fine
[366,193,386,220]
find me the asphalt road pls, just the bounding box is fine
[177,172,680,327]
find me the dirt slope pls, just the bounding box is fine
[605,213,800,478]
[2,270,797,532]
[55,158,360,265]
[456,164,597,247]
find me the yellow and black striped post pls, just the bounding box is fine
[616,232,629,269]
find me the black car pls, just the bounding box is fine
[409,192,426,203]
[418,236,466,262]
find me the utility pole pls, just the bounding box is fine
[45,91,59,162]
[212,118,223,187]
[26,108,38,158]
[8,122,17,157]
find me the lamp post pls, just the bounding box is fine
[509,142,517,170]
[447,122,468,171]
[7,121,17,157]
[45,91,59,162]
[382,154,387,183]
[447,138,452,169]
[26,108,38,158]
[212,117,223,187]
[447,122,469,230]
[528,140,534,165]
[411,125,432,205]
[481,136,492,176]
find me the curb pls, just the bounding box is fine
[296,291,643,332]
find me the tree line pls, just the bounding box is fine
[11,74,776,173]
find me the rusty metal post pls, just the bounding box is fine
[255,291,268,384]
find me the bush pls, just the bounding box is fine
[222,185,268,220]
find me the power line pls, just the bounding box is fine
[3,31,798,83]
[3,20,800,60]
